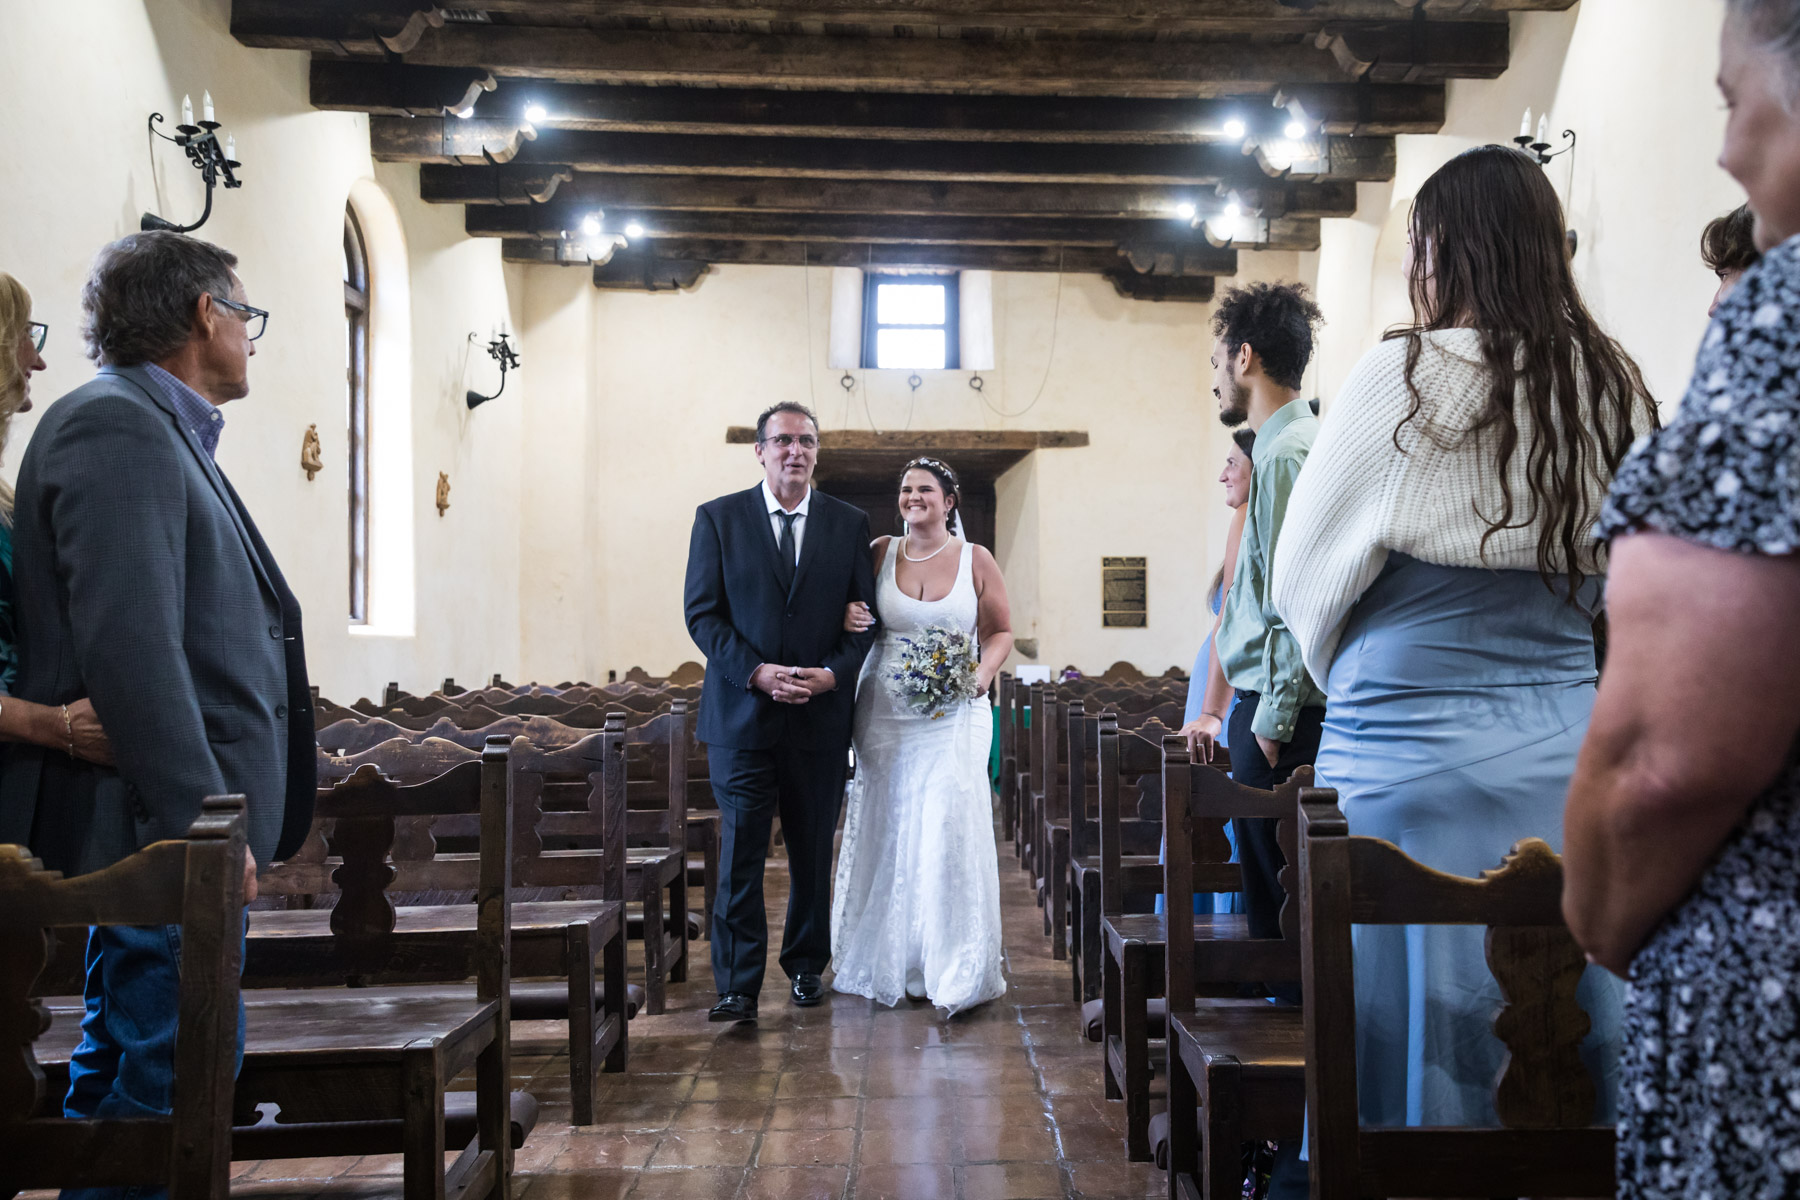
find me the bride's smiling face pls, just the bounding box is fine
[898,468,952,534]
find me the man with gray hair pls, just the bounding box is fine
[0,231,313,1158]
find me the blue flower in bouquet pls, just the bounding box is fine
[883,624,981,719]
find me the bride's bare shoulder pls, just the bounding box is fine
[870,535,893,568]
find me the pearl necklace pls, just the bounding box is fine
[901,535,953,563]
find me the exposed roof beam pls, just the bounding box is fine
[315,66,1445,140]
[375,121,1395,184]
[501,236,1200,274]
[233,0,1565,52]
[418,165,1361,219]
[393,23,1507,96]
[464,206,1320,251]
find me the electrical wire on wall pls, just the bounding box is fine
[801,244,822,415]
[979,248,1064,420]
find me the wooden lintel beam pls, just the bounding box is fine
[501,237,1198,275]
[724,427,1089,449]
[420,165,1361,219]
[465,206,1318,252]
[397,23,1506,96]
[377,123,1395,185]
[447,79,1444,142]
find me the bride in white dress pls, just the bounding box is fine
[830,457,1013,1014]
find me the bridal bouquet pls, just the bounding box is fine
[883,624,981,720]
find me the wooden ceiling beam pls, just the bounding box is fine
[234,0,1566,50]
[419,165,1361,219]
[314,67,1445,140]
[464,206,1319,252]
[375,121,1395,184]
[502,236,1189,274]
[394,23,1507,96]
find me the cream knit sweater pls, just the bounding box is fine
[1271,328,1648,685]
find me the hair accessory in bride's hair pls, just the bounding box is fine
[899,456,962,535]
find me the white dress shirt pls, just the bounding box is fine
[761,479,811,565]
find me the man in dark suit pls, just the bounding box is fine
[684,401,877,1022]
[0,232,313,1152]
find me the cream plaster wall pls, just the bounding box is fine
[1313,0,1743,412]
[0,0,525,702]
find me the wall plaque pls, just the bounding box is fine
[1102,556,1147,628]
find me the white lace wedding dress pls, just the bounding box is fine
[830,540,1006,1014]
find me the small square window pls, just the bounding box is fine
[862,274,959,370]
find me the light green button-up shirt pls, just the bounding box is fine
[1215,397,1326,743]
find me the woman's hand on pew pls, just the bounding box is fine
[1181,713,1224,763]
[843,602,876,633]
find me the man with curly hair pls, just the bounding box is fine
[1205,279,1325,1196]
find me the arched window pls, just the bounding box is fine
[344,204,370,623]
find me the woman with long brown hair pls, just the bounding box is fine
[1270,146,1658,1134]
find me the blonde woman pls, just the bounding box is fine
[0,273,111,772]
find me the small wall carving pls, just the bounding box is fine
[300,424,323,481]
[435,472,451,517]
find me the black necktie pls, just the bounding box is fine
[776,511,799,592]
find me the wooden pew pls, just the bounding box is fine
[997,672,1017,847]
[1098,718,1247,1161]
[1297,792,1616,1199]
[254,734,622,1127]
[3,798,245,1198]
[32,748,521,1200]
[1071,710,1196,1010]
[1161,748,1307,1194]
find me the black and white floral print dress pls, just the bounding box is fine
[1600,237,1800,1200]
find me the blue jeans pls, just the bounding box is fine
[62,920,247,1200]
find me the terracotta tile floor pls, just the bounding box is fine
[90,819,1163,1199]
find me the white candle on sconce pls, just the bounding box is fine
[1520,107,1531,139]
[181,94,193,127]
[202,90,214,123]
[225,135,236,162]
[1537,114,1549,145]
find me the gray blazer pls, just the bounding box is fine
[0,364,314,873]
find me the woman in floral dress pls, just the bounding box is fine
[1562,2,1800,1194]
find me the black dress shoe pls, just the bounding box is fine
[791,973,825,1007]
[709,993,758,1022]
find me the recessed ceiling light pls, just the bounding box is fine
[524,102,548,124]
[1222,118,1247,140]
[1285,120,1307,140]
[624,221,645,239]
[1175,202,1197,220]
[580,214,602,237]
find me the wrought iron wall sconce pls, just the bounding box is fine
[1514,109,1577,167]
[466,331,520,409]
[141,92,242,233]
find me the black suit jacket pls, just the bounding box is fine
[684,485,877,751]
[0,365,315,874]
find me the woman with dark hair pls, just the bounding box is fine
[1563,3,1800,1193]
[1271,145,1659,1131]
[1703,203,1761,316]
[832,457,1014,1013]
